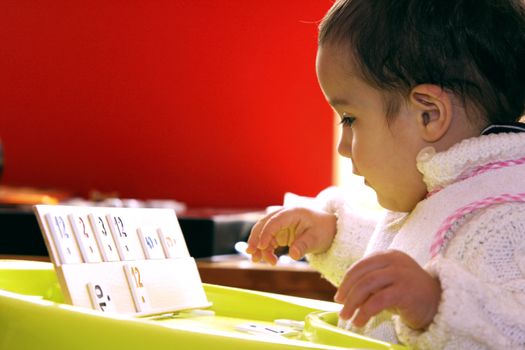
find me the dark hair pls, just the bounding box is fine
[319,0,525,124]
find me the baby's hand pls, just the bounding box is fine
[335,250,441,330]
[246,207,337,265]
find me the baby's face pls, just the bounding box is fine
[316,44,428,212]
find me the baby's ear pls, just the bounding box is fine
[410,84,453,142]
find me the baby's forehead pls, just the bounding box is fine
[317,43,361,76]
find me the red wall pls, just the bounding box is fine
[0,1,334,208]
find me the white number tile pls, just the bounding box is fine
[68,214,102,263]
[123,264,152,312]
[89,214,120,262]
[157,228,182,258]
[137,228,165,259]
[107,214,140,261]
[87,282,116,312]
[45,213,82,264]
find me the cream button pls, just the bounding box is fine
[416,146,436,162]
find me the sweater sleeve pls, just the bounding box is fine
[303,187,379,286]
[395,203,525,349]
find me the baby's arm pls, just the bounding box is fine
[396,203,525,349]
[305,200,379,286]
[247,187,379,286]
[246,206,338,265]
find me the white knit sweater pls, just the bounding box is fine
[305,132,525,349]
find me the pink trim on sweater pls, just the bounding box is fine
[457,156,525,182]
[430,193,525,258]
[426,156,525,198]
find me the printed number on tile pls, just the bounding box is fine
[69,214,102,263]
[123,264,152,312]
[138,228,165,259]
[108,215,139,260]
[89,214,120,262]
[45,213,82,264]
[87,282,116,312]
[158,228,183,258]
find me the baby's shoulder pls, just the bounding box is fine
[466,201,525,233]
[445,202,525,266]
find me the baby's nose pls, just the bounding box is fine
[337,139,352,159]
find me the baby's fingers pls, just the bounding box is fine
[335,253,391,303]
[261,248,279,265]
[275,227,296,246]
[250,250,260,262]
[338,267,394,320]
[246,210,280,253]
[350,286,399,327]
[257,213,299,250]
[288,231,317,260]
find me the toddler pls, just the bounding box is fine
[247,0,525,348]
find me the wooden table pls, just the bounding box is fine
[196,255,337,301]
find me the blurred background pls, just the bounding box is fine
[0,1,377,300]
[0,0,335,209]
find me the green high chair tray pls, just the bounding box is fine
[0,260,406,350]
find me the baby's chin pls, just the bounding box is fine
[375,193,419,213]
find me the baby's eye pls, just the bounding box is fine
[339,113,356,127]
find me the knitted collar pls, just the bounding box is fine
[416,129,525,193]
